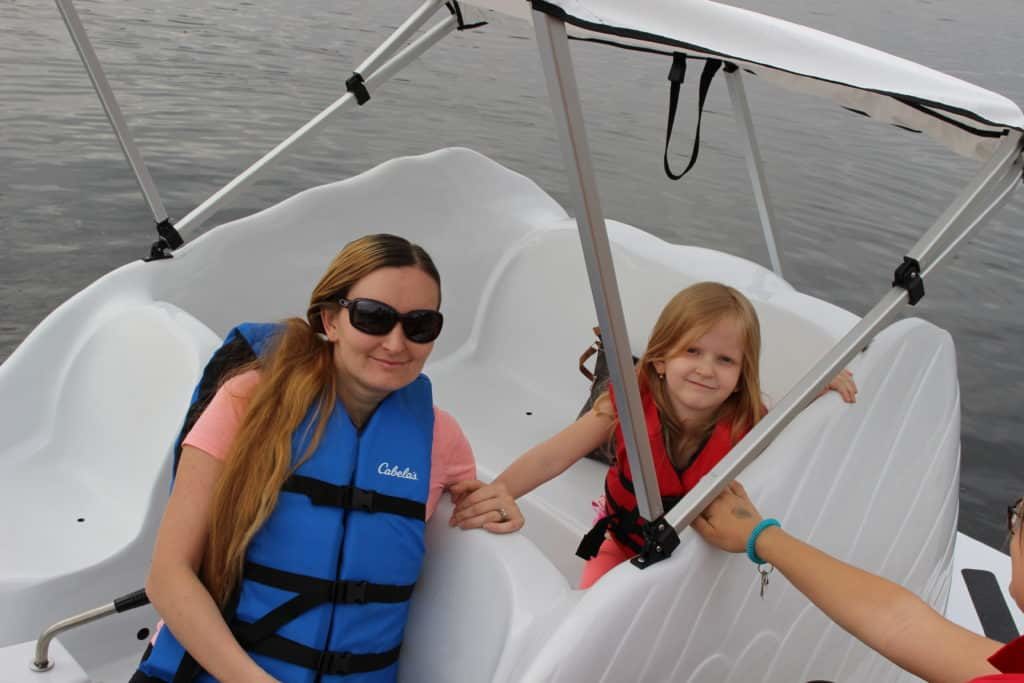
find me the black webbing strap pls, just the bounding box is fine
[233,566,412,645]
[663,53,722,181]
[225,563,413,675]
[445,1,487,30]
[245,562,415,604]
[242,632,401,676]
[281,474,426,520]
[576,515,613,560]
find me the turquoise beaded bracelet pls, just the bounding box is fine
[745,518,780,565]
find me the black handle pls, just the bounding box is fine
[113,588,150,613]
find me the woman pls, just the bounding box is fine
[133,234,522,683]
[694,480,1023,682]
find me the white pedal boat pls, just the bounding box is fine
[2,1,1023,681]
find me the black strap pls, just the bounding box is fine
[445,1,488,30]
[576,515,613,560]
[663,54,722,181]
[227,563,413,673]
[243,632,401,676]
[282,474,426,520]
[244,562,414,604]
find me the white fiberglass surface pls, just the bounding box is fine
[0,149,967,681]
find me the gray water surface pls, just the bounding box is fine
[2,0,1022,549]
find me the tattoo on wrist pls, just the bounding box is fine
[732,506,753,519]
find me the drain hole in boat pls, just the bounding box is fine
[137,628,150,641]
[76,517,85,523]
[525,411,533,416]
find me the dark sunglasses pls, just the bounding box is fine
[1009,497,1024,535]
[337,298,443,344]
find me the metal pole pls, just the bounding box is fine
[354,0,445,77]
[176,14,458,236]
[907,133,1023,267]
[666,135,1023,533]
[724,68,786,278]
[55,0,169,224]
[532,11,663,521]
[31,588,149,672]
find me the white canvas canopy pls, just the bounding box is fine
[466,0,1024,160]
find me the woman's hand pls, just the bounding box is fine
[691,481,763,553]
[821,368,858,403]
[448,480,525,533]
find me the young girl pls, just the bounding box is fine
[449,281,855,588]
[134,234,521,683]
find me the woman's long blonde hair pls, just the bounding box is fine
[597,282,765,468]
[201,234,440,607]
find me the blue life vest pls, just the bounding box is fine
[137,323,434,682]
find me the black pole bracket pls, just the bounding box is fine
[446,2,488,31]
[630,515,681,569]
[346,73,371,106]
[892,256,925,305]
[145,218,184,262]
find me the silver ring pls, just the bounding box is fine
[498,507,509,523]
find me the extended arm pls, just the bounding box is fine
[449,408,613,529]
[145,447,277,683]
[693,482,1000,683]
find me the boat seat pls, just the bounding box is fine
[0,301,219,630]
[430,224,855,581]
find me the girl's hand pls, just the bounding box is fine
[448,480,525,533]
[691,481,763,553]
[821,368,858,403]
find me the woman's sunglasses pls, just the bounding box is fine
[337,298,443,344]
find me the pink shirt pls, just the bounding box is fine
[184,369,475,520]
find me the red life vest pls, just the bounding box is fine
[577,382,745,558]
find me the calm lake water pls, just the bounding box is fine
[2,0,1022,549]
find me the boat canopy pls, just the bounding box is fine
[465,0,1024,160]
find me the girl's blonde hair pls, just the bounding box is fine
[201,234,440,606]
[597,281,765,468]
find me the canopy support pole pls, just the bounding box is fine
[532,10,663,523]
[55,0,170,227]
[724,67,786,279]
[174,1,453,236]
[666,132,1024,534]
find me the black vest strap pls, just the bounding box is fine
[233,562,415,648]
[282,474,426,520]
[242,631,401,676]
[663,54,722,181]
[245,562,415,604]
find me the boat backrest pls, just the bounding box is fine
[0,300,219,584]
[472,226,856,410]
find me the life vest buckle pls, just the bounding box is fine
[319,649,354,675]
[342,580,369,604]
[347,487,376,512]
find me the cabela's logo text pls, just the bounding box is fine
[377,462,419,480]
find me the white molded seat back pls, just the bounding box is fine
[0,301,219,648]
